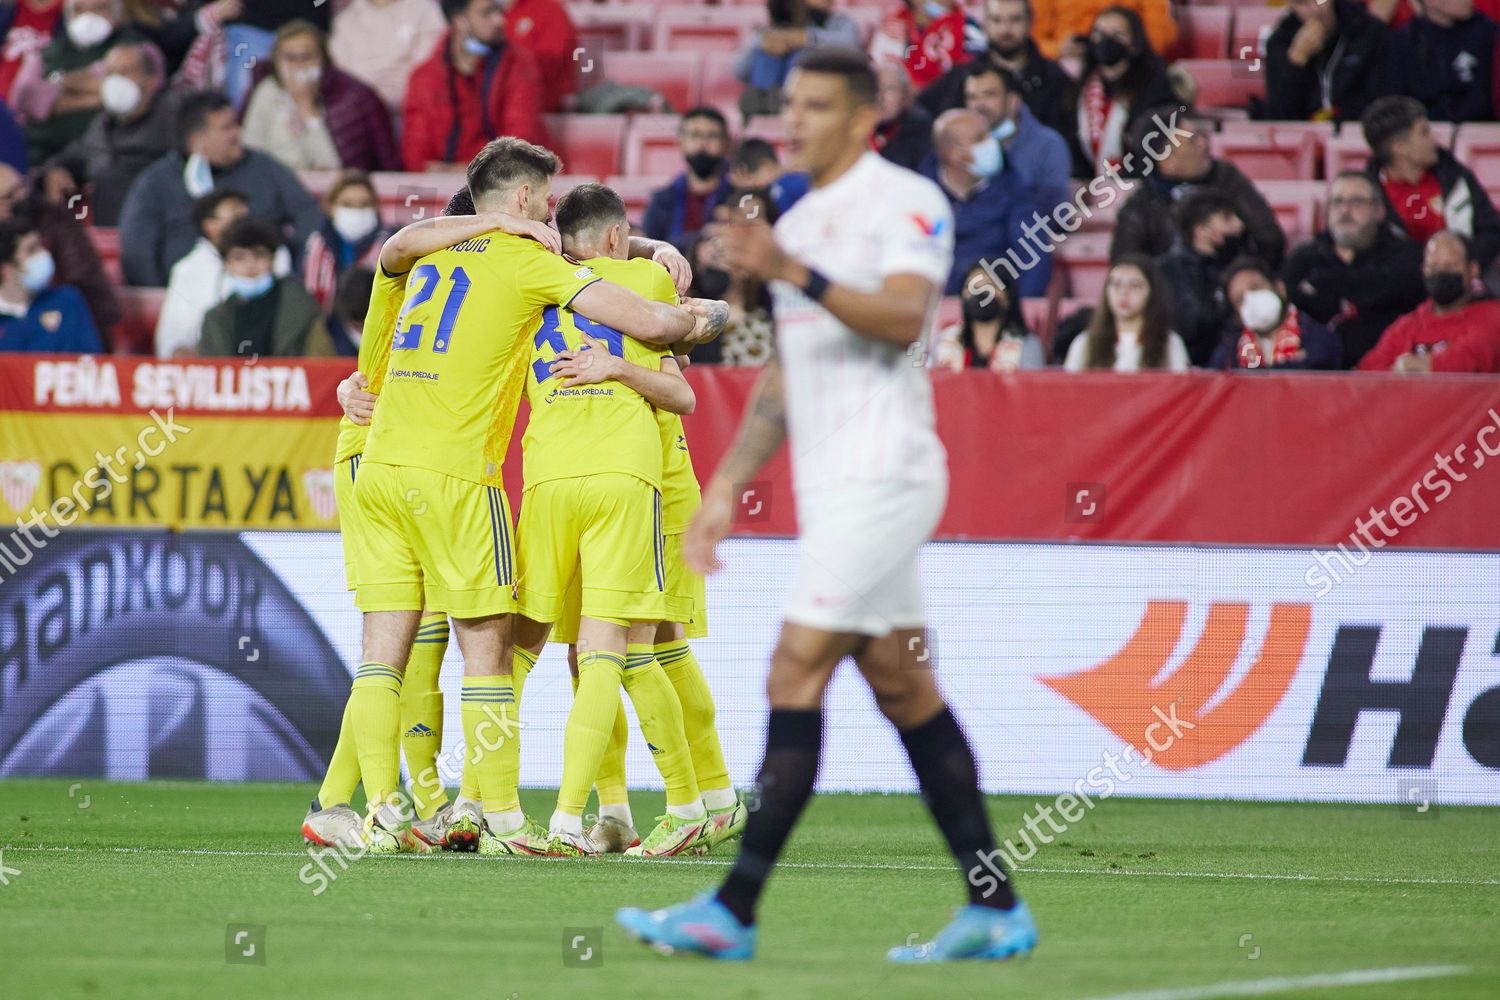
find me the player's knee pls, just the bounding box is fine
[766,646,831,708]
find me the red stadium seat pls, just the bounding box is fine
[1176,59,1266,110]
[1322,134,1370,178]
[1455,127,1500,187]
[607,174,670,227]
[1210,130,1318,180]
[600,50,703,112]
[114,286,166,355]
[1256,179,1323,244]
[625,114,690,176]
[544,113,628,177]
[1173,6,1231,59]
[1230,6,1286,65]
[654,7,766,52]
[700,52,745,122]
[568,2,657,54]
[741,114,788,157]
[1054,232,1113,301]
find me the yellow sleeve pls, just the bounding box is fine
[650,261,681,307]
[356,265,408,373]
[518,248,601,311]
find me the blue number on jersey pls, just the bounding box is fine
[531,306,626,384]
[393,265,472,352]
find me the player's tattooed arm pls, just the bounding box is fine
[551,339,697,415]
[570,280,696,346]
[379,211,560,273]
[681,297,731,345]
[683,358,784,574]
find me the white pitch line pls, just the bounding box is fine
[6,845,1499,887]
[1073,964,1470,1000]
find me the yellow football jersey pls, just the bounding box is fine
[522,256,677,490]
[363,233,601,488]
[334,265,407,463]
[657,409,700,535]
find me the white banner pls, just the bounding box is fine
[245,535,1500,806]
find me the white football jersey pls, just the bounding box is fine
[770,153,953,495]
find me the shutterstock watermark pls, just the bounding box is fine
[0,409,190,582]
[1304,407,1500,598]
[968,701,1195,898]
[967,108,1197,303]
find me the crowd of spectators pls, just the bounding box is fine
[0,0,1493,373]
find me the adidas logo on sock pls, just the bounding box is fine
[404,723,435,737]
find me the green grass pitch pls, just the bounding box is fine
[2,780,1497,999]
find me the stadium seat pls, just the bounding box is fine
[568,2,657,54]
[608,174,669,227]
[1455,128,1500,188]
[653,7,766,53]
[1173,6,1231,59]
[114,286,165,355]
[1177,59,1266,110]
[89,227,122,285]
[1054,232,1113,301]
[741,115,788,157]
[1230,6,1286,64]
[1210,130,1318,180]
[599,50,702,113]
[1256,179,1323,244]
[625,114,690,176]
[1322,134,1370,177]
[700,52,745,123]
[544,113,628,177]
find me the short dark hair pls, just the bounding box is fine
[191,188,249,231]
[554,182,627,242]
[0,218,38,267]
[220,217,282,255]
[440,0,476,20]
[964,61,1021,96]
[731,137,779,173]
[987,0,1035,19]
[681,106,729,135]
[335,265,375,325]
[1175,189,1239,243]
[1429,228,1475,264]
[1220,255,1276,293]
[177,90,233,141]
[1361,95,1427,166]
[792,46,877,107]
[465,136,561,203]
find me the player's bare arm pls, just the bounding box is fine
[550,338,696,414]
[683,358,785,575]
[627,236,693,295]
[710,217,937,347]
[380,210,562,274]
[568,280,700,346]
[337,370,377,426]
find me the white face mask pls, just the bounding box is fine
[67,11,114,49]
[100,74,142,116]
[331,206,379,244]
[288,64,323,87]
[1238,288,1284,333]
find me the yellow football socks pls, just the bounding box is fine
[461,674,521,814]
[402,614,449,818]
[350,662,403,806]
[656,640,735,808]
[621,644,701,814]
[316,700,361,809]
[557,650,626,816]
[594,700,632,807]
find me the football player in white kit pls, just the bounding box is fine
[615,47,1037,964]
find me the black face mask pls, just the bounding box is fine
[963,294,1003,322]
[1088,35,1129,67]
[1425,271,1467,306]
[695,266,732,299]
[685,151,725,179]
[1211,233,1244,265]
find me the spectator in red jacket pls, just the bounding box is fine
[1358,230,1500,372]
[401,0,547,172]
[871,0,978,89]
[502,0,579,113]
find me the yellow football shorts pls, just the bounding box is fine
[516,473,670,627]
[334,455,367,592]
[551,530,704,645]
[354,461,516,617]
